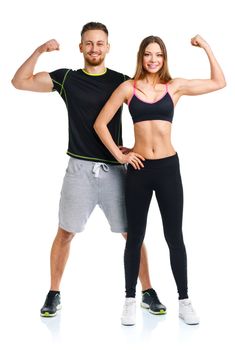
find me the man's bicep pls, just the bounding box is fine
[31,72,53,92]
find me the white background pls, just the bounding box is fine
[1,0,234,349]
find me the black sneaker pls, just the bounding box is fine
[40,292,61,317]
[141,289,167,315]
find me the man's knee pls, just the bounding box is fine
[56,227,75,244]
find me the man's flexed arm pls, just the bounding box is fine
[11,39,60,92]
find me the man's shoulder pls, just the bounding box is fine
[49,68,81,76]
[107,68,130,81]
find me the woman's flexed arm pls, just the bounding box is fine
[172,35,226,97]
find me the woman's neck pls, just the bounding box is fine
[143,73,161,86]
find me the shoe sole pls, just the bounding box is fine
[121,322,135,326]
[179,314,199,325]
[141,302,167,315]
[40,304,62,317]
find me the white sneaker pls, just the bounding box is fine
[179,299,199,325]
[121,298,136,326]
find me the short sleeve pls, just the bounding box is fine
[123,74,131,81]
[49,69,71,93]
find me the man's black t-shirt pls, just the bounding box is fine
[49,68,129,164]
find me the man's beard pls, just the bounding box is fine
[85,54,105,66]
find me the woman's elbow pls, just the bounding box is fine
[93,120,103,134]
[212,78,226,91]
[217,76,227,90]
[220,79,227,89]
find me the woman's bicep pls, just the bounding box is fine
[174,78,221,96]
[96,84,128,125]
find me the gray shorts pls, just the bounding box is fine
[59,157,128,233]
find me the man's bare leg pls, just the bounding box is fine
[50,227,75,291]
[40,227,75,317]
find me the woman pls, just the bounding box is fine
[94,34,226,326]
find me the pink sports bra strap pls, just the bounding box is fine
[133,80,137,93]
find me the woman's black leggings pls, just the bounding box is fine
[125,153,188,299]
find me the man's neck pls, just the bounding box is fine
[83,64,107,75]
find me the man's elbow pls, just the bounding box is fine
[11,77,24,90]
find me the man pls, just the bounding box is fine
[11,22,166,319]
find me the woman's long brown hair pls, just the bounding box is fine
[133,36,172,83]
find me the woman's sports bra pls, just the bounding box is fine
[128,81,174,124]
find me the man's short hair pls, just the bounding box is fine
[81,22,108,37]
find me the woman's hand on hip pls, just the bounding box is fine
[120,152,145,170]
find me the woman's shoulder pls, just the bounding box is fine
[117,79,135,92]
[168,77,188,86]
[166,78,188,94]
[122,78,135,86]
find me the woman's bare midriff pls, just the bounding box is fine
[132,120,176,159]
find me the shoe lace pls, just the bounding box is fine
[183,301,195,314]
[44,293,58,307]
[148,290,160,304]
[123,300,135,315]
